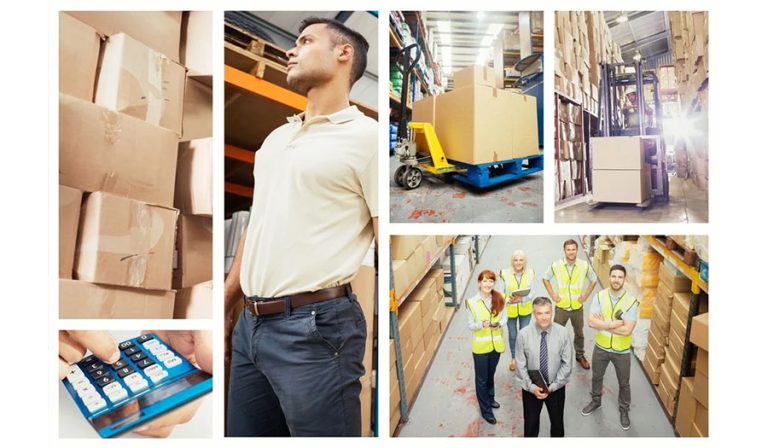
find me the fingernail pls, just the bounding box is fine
[108,351,121,364]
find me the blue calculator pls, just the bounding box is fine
[61,333,213,438]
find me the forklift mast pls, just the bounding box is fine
[597,61,663,138]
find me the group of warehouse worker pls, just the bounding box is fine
[465,239,638,436]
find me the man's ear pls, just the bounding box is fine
[338,43,353,62]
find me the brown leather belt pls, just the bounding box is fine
[244,285,349,316]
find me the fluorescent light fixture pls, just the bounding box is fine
[616,11,629,24]
[437,20,451,33]
[487,23,504,36]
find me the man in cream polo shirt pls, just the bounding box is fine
[224,17,377,437]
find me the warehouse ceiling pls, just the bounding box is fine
[424,11,522,71]
[605,11,671,62]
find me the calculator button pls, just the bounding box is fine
[81,390,103,404]
[124,347,140,356]
[130,352,147,362]
[84,362,104,373]
[147,371,168,384]
[163,357,182,368]
[112,359,128,369]
[96,374,115,388]
[142,339,160,349]
[127,379,149,394]
[116,366,136,378]
[90,368,109,380]
[136,358,155,370]
[106,387,128,403]
[143,364,163,376]
[77,385,97,398]
[79,355,96,366]
[156,351,174,362]
[118,340,135,351]
[85,398,107,413]
[137,334,155,344]
[71,377,91,391]
[148,344,167,355]
[123,373,144,385]
[102,382,122,395]
[66,366,85,382]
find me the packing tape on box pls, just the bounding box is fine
[100,108,122,144]
[145,51,166,125]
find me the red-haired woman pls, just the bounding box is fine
[466,270,507,424]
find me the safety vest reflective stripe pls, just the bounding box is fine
[594,289,637,352]
[502,268,534,318]
[467,298,505,354]
[553,259,588,310]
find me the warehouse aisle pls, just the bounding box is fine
[556,177,707,223]
[398,236,675,437]
[389,158,544,223]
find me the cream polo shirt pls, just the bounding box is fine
[240,105,378,298]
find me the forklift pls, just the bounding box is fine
[593,61,669,205]
[392,43,464,190]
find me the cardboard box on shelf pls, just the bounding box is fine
[59,13,101,101]
[397,300,423,344]
[392,260,409,300]
[59,279,175,319]
[181,78,212,142]
[59,94,178,208]
[391,236,424,260]
[690,313,708,350]
[659,360,679,396]
[95,33,186,135]
[696,348,708,377]
[66,11,182,62]
[693,402,708,436]
[651,297,671,332]
[59,186,83,279]
[453,65,496,89]
[659,261,693,292]
[675,377,697,437]
[175,139,212,216]
[641,354,661,384]
[181,11,212,81]
[75,192,178,291]
[173,281,212,319]
[174,214,212,289]
[592,167,650,204]
[693,363,708,408]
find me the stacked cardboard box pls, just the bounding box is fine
[555,100,585,200]
[591,136,656,204]
[350,264,376,437]
[392,235,453,301]
[59,12,211,319]
[412,66,539,165]
[627,243,663,318]
[555,11,622,114]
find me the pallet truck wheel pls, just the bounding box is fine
[394,165,407,187]
[404,166,422,190]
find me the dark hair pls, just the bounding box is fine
[532,296,552,309]
[563,239,578,249]
[298,17,369,86]
[477,270,504,316]
[610,264,627,275]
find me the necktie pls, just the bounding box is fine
[540,331,549,384]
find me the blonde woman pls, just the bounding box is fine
[499,250,534,371]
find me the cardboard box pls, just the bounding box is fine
[453,65,496,89]
[59,186,83,279]
[406,244,427,285]
[390,408,400,436]
[181,78,212,142]
[173,281,212,319]
[434,85,539,164]
[359,375,373,437]
[96,33,186,135]
[651,297,671,332]
[59,94,179,208]
[412,95,437,127]
[646,331,666,367]
[59,13,100,101]
[391,236,424,260]
[693,401,708,435]
[660,360,679,395]
[60,279,175,318]
[397,300,423,343]
[175,139,212,216]
[656,281,674,306]
[66,11,182,62]
[351,265,376,334]
[693,366,708,408]
[642,354,661,384]
[675,377,697,437]
[591,136,653,170]
[174,215,212,289]
[75,192,178,290]
[659,261,692,292]
[696,348,709,377]
[592,167,651,204]
[690,313,709,350]
[392,260,409,300]
[672,292,692,321]
[181,11,212,80]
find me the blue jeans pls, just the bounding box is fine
[507,313,532,357]
[226,295,367,437]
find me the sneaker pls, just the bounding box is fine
[620,409,630,430]
[509,360,516,371]
[581,401,601,416]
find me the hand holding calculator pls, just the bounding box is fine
[62,333,212,438]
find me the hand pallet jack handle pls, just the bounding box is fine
[396,43,422,141]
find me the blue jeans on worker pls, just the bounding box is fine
[507,314,532,357]
[226,294,367,437]
[472,351,501,420]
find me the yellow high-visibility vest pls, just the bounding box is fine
[466,297,505,354]
[594,289,638,352]
[500,268,534,318]
[551,259,589,310]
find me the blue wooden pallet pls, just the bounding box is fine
[448,154,544,189]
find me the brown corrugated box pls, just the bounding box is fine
[392,260,408,300]
[59,279,175,319]
[659,261,693,292]
[453,65,496,89]
[173,281,212,319]
[181,11,212,80]
[173,215,212,289]
[59,13,101,101]
[412,95,437,128]
[66,11,182,62]
[391,236,424,260]
[675,377,697,437]
[591,136,653,170]
[175,139,212,216]
[59,186,83,279]
[181,78,213,142]
[75,192,178,290]
[592,167,651,204]
[690,313,708,350]
[96,33,186,135]
[59,93,178,208]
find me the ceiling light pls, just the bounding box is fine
[616,11,629,24]
[487,23,504,36]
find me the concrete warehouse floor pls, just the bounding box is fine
[389,157,543,223]
[556,176,707,223]
[397,235,675,437]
